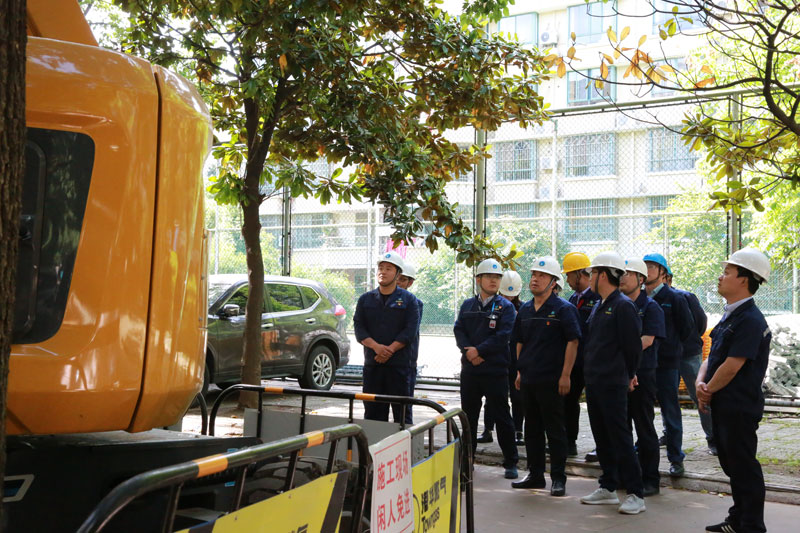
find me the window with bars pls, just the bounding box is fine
[648,128,697,172]
[564,134,616,177]
[293,213,331,249]
[497,12,538,45]
[647,194,674,230]
[564,199,617,242]
[494,140,537,181]
[569,1,617,45]
[567,68,616,106]
[491,203,538,219]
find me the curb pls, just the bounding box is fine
[474,449,800,506]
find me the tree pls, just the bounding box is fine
[551,0,800,214]
[116,0,551,405]
[0,0,26,520]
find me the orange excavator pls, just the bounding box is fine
[3,2,260,530]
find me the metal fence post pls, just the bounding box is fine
[475,128,486,238]
[550,119,559,256]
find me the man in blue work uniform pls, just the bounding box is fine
[667,271,715,455]
[353,252,420,422]
[511,256,581,496]
[643,252,694,477]
[562,252,600,458]
[454,258,519,479]
[621,257,666,497]
[698,248,772,533]
[580,251,646,515]
[396,262,422,425]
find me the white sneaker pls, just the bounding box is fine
[618,494,646,515]
[580,487,619,505]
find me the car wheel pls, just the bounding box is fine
[299,345,336,390]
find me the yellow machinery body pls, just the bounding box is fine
[8,0,212,435]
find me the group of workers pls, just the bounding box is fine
[353,246,772,532]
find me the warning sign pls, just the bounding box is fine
[176,470,348,533]
[411,440,461,533]
[369,430,414,533]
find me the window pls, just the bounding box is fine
[491,203,538,219]
[651,58,686,97]
[293,213,331,249]
[565,134,616,177]
[497,12,537,46]
[454,146,474,182]
[647,195,674,230]
[354,212,368,246]
[569,1,617,45]
[494,140,537,181]
[13,128,95,344]
[225,285,266,313]
[564,199,617,242]
[261,213,282,244]
[304,158,330,180]
[300,286,320,308]
[652,0,706,33]
[567,68,616,106]
[648,128,697,172]
[267,284,304,312]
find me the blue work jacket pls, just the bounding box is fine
[650,284,694,369]
[675,288,707,358]
[353,287,420,367]
[569,288,601,368]
[632,290,666,370]
[454,294,516,377]
[584,289,642,388]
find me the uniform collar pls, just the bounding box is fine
[650,283,665,296]
[633,290,649,308]
[721,296,753,323]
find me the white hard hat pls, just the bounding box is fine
[476,258,503,276]
[590,251,626,278]
[401,262,417,279]
[377,251,404,273]
[555,273,565,290]
[530,256,561,278]
[499,271,523,297]
[624,257,648,278]
[724,247,770,282]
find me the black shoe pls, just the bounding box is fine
[476,432,493,444]
[568,441,578,456]
[515,431,525,446]
[551,480,566,496]
[669,461,685,477]
[708,444,718,456]
[511,473,546,489]
[642,485,660,497]
[705,520,739,532]
[585,449,598,462]
[658,435,666,447]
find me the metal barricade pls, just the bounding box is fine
[76,424,371,533]
[208,385,474,532]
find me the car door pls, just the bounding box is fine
[265,283,308,373]
[212,283,270,380]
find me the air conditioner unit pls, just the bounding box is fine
[540,155,556,170]
[540,28,557,47]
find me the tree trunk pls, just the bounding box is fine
[0,0,27,522]
[239,197,265,409]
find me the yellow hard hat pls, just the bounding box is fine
[562,252,591,273]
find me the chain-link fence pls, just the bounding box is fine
[206,97,800,397]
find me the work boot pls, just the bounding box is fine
[476,431,493,444]
[585,449,598,462]
[515,431,525,446]
[658,434,666,447]
[618,494,646,515]
[669,461,685,477]
[504,465,519,479]
[642,485,660,497]
[550,480,566,497]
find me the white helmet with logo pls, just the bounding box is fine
[401,262,417,279]
[377,251,404,273]
[724,247,770,282]
[590,251,627,279]
[624,257,648,278]
[555,273,565,290]
[499,271,523,297]
[530,256,561,278]
[476,258,503,276]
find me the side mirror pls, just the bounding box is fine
[220,304,240,318]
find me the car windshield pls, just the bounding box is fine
[208,282,232,305]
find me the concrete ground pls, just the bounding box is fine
[464,463,800,532]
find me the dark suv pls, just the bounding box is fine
[205,274,350,392]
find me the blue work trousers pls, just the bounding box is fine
[656,367,686,464]
[679,354,714,445]
[461,372,518,468]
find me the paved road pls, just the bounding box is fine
[465,463,799,532]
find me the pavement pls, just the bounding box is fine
[190,379,800,510]
[464,463,800,532]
